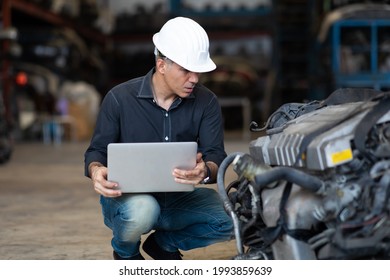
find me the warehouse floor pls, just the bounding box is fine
[0,134,252,260]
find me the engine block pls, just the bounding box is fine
[218,90,390,260]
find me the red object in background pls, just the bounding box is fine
[15,71,28,86]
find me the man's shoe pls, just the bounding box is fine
[142,233,183,260]
[113,251,145,260]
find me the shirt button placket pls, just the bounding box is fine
[164,112,169,142]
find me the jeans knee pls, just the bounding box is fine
[116,195,160,242]
[210,213,234,238]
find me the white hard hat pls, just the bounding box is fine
[153,17,216,73]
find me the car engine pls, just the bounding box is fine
[217,88,390,259]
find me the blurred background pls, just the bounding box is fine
[1,0,390,148]
[1,0,390,260]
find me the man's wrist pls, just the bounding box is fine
[201,163,211,184]
[89,162,104,178]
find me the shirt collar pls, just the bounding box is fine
[137,68,155,99]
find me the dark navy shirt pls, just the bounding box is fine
[84,68,226,177]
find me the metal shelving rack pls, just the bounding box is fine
[332,19,390,90]
[169,0,272,17]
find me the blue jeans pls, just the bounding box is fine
[100,187,234,258]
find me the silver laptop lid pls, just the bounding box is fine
[107,142,197,192]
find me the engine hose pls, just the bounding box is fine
[253,166,325,193]
[217,152,245,255]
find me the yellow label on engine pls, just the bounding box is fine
[331,148,353,164]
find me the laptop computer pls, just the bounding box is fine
[107,142,197,192]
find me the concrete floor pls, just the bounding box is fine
[0,135,252,260]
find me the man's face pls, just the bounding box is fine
[162,59,200,98]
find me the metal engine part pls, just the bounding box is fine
[217,89,390,260]
[249,101,390,170]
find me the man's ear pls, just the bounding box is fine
[156,58,166,74]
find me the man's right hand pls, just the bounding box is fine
[89,163,122,197]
